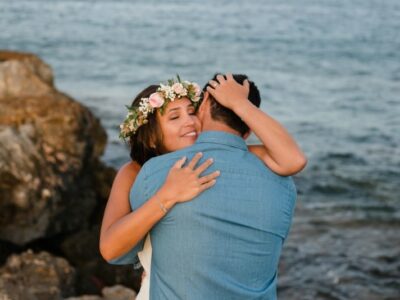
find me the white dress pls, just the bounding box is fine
[135,234,152,300]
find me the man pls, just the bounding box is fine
[116,74,297,299]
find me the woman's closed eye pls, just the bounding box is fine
[168,107,195,120]
[169,114,179,120]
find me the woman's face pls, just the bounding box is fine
[157,98,201,152]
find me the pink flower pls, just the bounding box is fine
[172,83,187,96]
[149,93,165,108]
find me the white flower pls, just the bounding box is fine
[159,84,171,94]
[166,89,175,100]
[192,83,201,97]
[172,83,187,96]
[192,96,201,102]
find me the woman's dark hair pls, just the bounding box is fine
[202,74,261,136]
[128,85,166,165]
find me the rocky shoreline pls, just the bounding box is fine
[1,50,399,300]
[0,51,140,299]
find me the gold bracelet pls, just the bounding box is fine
[156,196,168,214]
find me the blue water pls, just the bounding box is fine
[1,0,400,298]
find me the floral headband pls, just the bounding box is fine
[119,76,202,141]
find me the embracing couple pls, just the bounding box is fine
[100,73,307,299]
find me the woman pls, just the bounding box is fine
[100,74,307,299]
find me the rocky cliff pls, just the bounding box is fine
[0,50,140,298]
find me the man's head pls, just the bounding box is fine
[198,74,261,137]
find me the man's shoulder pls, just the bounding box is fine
[142,145,201,174]
[244,152,297,193]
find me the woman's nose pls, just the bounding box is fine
[183,113,195,126]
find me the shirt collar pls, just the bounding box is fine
[195,130,247,151]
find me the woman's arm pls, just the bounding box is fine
[100,160,140,261]
[99,153,219,261]
[207,74,307,176]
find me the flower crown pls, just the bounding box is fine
[119,76,202,141]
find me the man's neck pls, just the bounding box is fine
[201,120,241,137]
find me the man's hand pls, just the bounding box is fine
[206,73,250,112]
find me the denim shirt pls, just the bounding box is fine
[110,131,297,300]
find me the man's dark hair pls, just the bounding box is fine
[202,74,261,136]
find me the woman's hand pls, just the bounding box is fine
[207,73,307,176]
[157,152,220,205]
[207,73,250,112]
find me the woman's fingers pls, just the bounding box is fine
[173,156,187,169]
[194,158,213,175]
[206,86,217,97]
[186,152,203,169]
[226,73,234,81]
[216,74,225,84]
[199,179,217,191]
[208,80,219,88]
[198,170,220,184]
[243,79,250,90]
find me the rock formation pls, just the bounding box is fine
[0,50,140,297]
[0,50,108,244]
[0,250,75,300]
[0,250,137,300]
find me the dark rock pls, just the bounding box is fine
[0,250,75,300]
[0,50,107,245]
[0,50,139,297]
[101,285,137,300]
[0,50,54,99]
[65,285,137,300]
[60,227,142,295]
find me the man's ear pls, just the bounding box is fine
[198,91,209,115]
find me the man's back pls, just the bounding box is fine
[131,131,296,299]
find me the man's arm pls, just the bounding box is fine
[207,74,307,176]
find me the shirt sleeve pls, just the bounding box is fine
[107,165,148,265]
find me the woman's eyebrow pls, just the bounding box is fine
[167,107,180,113]
[167,103,193,113]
